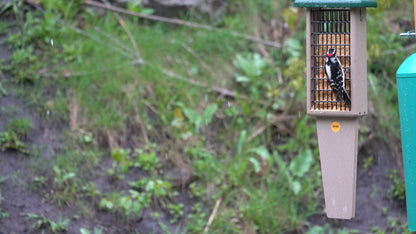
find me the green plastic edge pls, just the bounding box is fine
[397,53,416,79]
[293,0,378,8]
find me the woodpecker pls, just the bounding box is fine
[325,48,351,106]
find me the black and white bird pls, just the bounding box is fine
[325,48,351,106]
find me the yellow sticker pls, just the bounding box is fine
[331,121,341,133]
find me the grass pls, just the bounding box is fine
[0,0,413,233]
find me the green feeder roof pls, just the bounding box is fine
[397,53,416,79]
[294,0,378,8]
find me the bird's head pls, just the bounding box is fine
[327,48,336,58]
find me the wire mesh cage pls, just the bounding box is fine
[311,8,351,111]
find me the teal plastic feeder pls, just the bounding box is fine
[397,53,416,231]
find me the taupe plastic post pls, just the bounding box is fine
[317,118,359,219]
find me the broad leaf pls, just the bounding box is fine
[249,157,261,173]
[202,104,218,124]
[289,149,313,177]
[182,107,201,126]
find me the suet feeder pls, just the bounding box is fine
[294,0,377,219]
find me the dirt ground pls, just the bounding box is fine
[0,28,410,234]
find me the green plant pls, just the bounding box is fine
[10,46,40,83]
[187,146,219,183]
[80,227,103,234]
[98,198,114,210]
[382,207,388,216]
[28,213,70,233]
[277,115,317,155]
[0,82,7,96]
[275,149,314,195]
[167,203,184,223]
[53,166,76,188]
[0,130,28,153]
[234,53,267,81]
[389,169,406,200]
[186,203,208,233]
[32,176,47,189]
[307,225,361,234]
[133,148,160,171]
[6,117,32,138]
[233,53,268,99]
[99,190,149,217]
[178,103,218,133]
[118,190,147,216]
[126,0,154,15]
[108,148,132,180]
[370,184,379,199]
[363,156,374,171]
[129,178,172,199]
[0,208,9,220]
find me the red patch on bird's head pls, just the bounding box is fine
[327,53,334,58]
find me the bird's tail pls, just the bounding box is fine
[342,89,351,106]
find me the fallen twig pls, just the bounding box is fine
[204,196,222,233]
[162,69,238,98]
[38,60,143,78]
[247,114,295,142]
[180,42,219,79]
[94,26,133,54]
[161,69,275,108]
[102,0,142,62]
[84,0,281,48]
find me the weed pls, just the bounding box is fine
[189,182,205,199]
[129,178,173,200]
[126,0,154,15]
[32,176,47,189]
[98,198,114,210]
[177,103,218,133]
[53,166,76,189]
[382,207,388,216]
[5,117,32,138]
[363,156,374,171]
[55,149,102,178]
[0,82,7,96]
[167,203,184,224]
[100,190,149,217]
[275,149,314,195]
[234,53,267,82]
[133,148,160,171]
[0,130,28,153]
[53,166,78,206]
[118,190,147,216]
[370,184,379,199]
[187,146,219,183]
[186,203,208,233]
[108,148,132,180]
[389,169,406,200]
[0,118,31,153]
[307,225,361,234]
[82,182,101,201]
[0,208,9,220]
[28,213,70,233]
[80,227,103,234]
